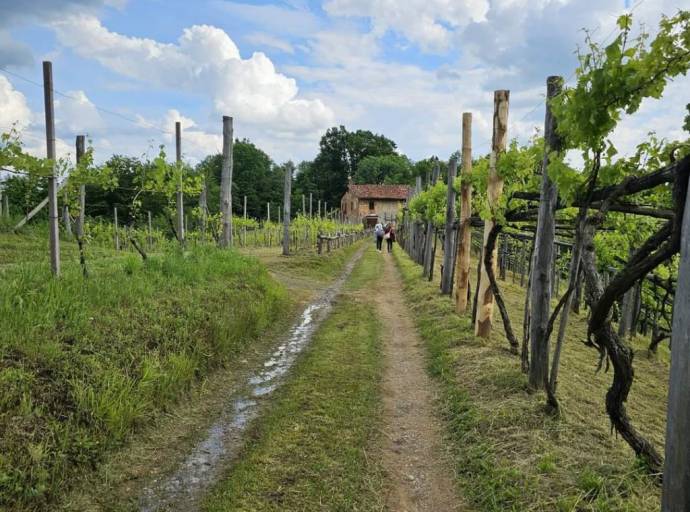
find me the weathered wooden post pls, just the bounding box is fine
[309,193,313,217]
[0,187,8,217]
[175,121,185,246]
[220,115,233,248]
[242,195,247,246]
[62,189,72,238]
[267,202,271,223]
[422,160,440,278]
[114,207,120,251]
[302,194,306,217]
[75,135,86,238]
[528,77,561,389]
[318,200,321,219]
[147,210,153,248]
[441,158,458,294]
[662,176,690,510]
[199,176,207,242]
[455,112,473,313]
[475,90,509,337]
[43,61,60,276]
[283,162,294,256]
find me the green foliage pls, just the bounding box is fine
[299,125,398,207]
[552,11,690,156]
[354,153,413,184]
[408,181,448,228]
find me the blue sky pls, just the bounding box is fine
[1,0,689,165]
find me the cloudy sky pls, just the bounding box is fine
[0,0,688,166]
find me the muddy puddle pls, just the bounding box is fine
[139,248,364,511]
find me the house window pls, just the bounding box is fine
[368,200,375,211]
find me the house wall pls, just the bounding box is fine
[341,195,405,224]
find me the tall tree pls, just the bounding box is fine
[309,125,397,206]
[354,154,413,184]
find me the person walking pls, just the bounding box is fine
[384,223,396,253]
[374,221,384,252]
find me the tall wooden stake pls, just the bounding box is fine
[175,121,185,246]
[475,90,509,337]
[441,157,458,294]
[309,193,313,217]
[114,207,120,251]
[62,190,71,238]
[302,194,306,216]
[662,175,690,510]
[455,113,473,313]
[147,210,153,248]
[76,135,86,238]
[199,177,207,241]
[283,163,293,256]
[528,77,561,389]
[43,61,60,276]
[220,115,234,247]
[422,160,440,278]
[267,202,271,223]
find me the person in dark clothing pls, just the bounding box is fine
[384,223,396,253]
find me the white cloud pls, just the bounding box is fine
[0,76,32,132]
[55,90,104,134]
[324,0,490,52]
[51,16,334,137]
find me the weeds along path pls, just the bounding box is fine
[377,251,465,512]
[136,246,366,511]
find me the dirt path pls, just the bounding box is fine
[376,250,464,512]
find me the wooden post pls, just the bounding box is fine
[302,194,306,216]
[309,193,313,217]
[441,157,458,294]
[219,115,233,247]
[43,61,60,276]
[175,121,185,246]
[76,135,86,238]
[283,165,292,256]
[199,177,207,242]
[278,204,281,225]
[475,90,509,337]
[267,202,271,223]
[62,190,71,238]
[1,188,8,217]
[662,176,690,510]
[455,112,473,313]
[528,77,561,389]
[114,207,120,251]
[422,160,440,278]
[147,210,153,248]
[318,200,321,219]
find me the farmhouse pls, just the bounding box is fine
[340,181,412,227]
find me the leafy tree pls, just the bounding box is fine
[309,126,398,206]
[354,154,413,184]
[196,139,283,220]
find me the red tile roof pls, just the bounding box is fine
[347,184,411,200]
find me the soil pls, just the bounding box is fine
[376,250,466,512]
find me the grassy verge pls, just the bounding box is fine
[393,248,662,511]
[204,248,385,512]
[0,246,289,510]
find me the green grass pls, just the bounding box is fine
[0,243,289,510]
[204,248,385,512]
[393,248,663,511]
